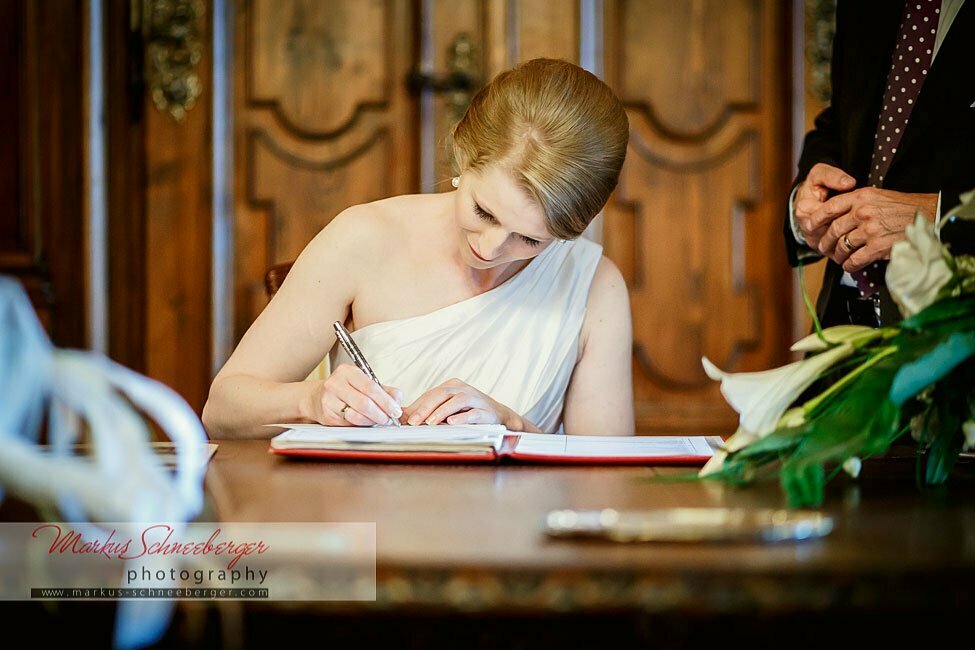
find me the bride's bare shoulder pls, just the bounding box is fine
[294,194,443,280]
[319,193,438,246]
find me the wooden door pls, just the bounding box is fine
[421,0,581,186]
[231,0,794,435]
[602,0,793,434]
[233,0,418,336]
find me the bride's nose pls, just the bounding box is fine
[477,227,509,258]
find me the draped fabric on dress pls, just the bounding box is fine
[330,238,603,433]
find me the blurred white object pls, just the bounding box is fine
[886,213,953,318]
[0,277,208,649]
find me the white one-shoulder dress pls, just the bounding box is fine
[330,237,603,433]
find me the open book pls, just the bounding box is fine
[268,424,722,465]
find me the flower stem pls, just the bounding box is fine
[803,346,898,417]
[798,264,826,342]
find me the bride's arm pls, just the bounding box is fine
[202,206,401,439]
[561,256,635,436]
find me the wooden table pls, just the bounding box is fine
[194,439,975,647]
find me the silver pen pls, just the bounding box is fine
[332,320,402,427]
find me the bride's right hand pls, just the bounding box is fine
[299,363,404,427]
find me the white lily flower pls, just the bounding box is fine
[842,456,862,479]
[702,343,854,438]
[963,421,975,452]
[699,427,758,477]
[791,325,881,353]
[698,409,809,478]
[698,449,728,477]
[886,213,953,318]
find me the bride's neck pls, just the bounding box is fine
[466,258,530,294]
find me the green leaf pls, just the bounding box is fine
[889,332,975,406]
[781,462,825,508]
[774,360,902,505]
[900,295,975,331]
[921,361,975,485]
[732,426,806,459]
[924,391,963,485]
[803,347,896,418]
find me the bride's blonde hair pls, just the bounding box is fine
[451,58,629,240]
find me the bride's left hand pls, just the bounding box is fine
[401,378,527,429]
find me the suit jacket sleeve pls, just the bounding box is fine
[784,1,851,268]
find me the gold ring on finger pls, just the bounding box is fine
[842,234,857,252]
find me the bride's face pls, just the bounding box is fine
[453,164,556,269]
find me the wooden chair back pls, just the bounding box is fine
[264,261,294,298]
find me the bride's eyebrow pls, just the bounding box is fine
[473,192,550,241]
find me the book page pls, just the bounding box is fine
[268,423,507,451]
[510,433,721,459]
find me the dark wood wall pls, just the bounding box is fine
[141,0,213,413]
[106,0,148,373]
[104,0,213,412]
[0,0,86,347]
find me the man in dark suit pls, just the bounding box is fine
[787,0,974,327]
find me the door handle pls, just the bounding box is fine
[408,33,480,122]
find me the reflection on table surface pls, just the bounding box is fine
[200,439,975,614]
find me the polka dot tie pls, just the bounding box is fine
[854,0,942,298]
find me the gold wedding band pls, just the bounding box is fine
[842,234,856,252]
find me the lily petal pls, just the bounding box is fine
[702,343,854,437]
[698,449,728,477]
[887,213,953,318]
[842,456,862,479]
[699,427,759,477]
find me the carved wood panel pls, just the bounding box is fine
[603,0,793,433]
[426,0,580,187]
[234,0,417,338]
[513,0,579,64]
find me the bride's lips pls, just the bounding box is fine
[469,242,492,262]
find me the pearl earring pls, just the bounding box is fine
[451,176,460,188]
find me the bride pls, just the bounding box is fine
[203,58,634,439]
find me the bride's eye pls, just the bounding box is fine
[473,202,497,223]
[474,201,541,248]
